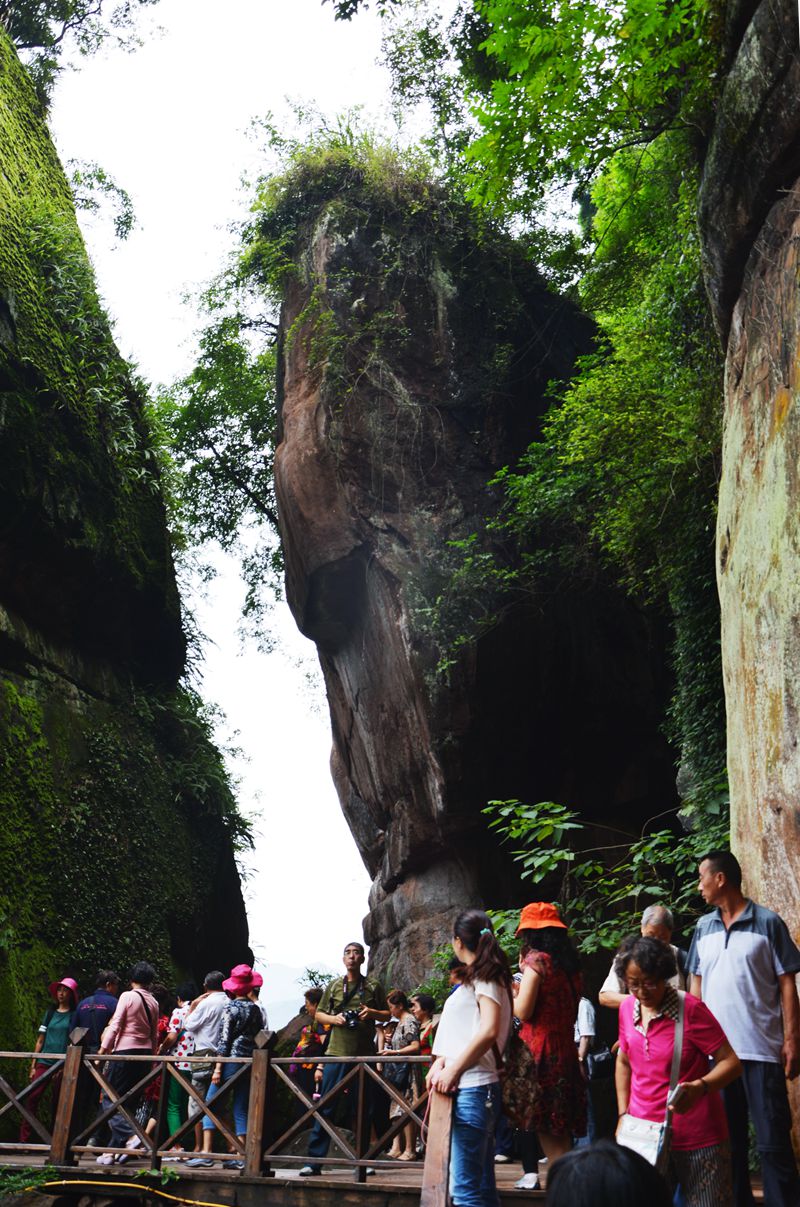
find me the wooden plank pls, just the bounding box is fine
[50,1041,84,1166]
[244,1045,269,1177]
[353,1064,367,1184]
[421,1090,452,1207]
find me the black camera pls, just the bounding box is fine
[342,1008,361,1029]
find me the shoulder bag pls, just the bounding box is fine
[586,1041,615,1080]
[616,990,685,1174]
[491,984,541,1131]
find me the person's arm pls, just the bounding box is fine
[148,997,159,1053]
[315,1008,344,1027]
[689,973,702,998]
[359,1004,391,1022]
[212,1004,233,1084]
[614,1047,631,1129]
[779,972,800,1079]
[98,994,128,1056]
[392,1029,421,1056]
[577,1034,591,1061]
[513,965,540,1021]
[598,960,626,1010]
[29,1027,46,1078]
[429,993,501,1095]
[314,986,342,1029]
[670,1039,741,1113]
[359,984,390,1023]
[598,988,626,1009]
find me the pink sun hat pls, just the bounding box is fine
[222,963,257,993]
[251,972,263,988]
[49,977,79,1004]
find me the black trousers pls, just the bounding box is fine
[723,1059,800,1207]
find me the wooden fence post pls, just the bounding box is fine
[244,1031,274,1178]
[421,1090,453,1207]
[50,1028,88,1167]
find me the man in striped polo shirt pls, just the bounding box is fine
[687,849,800,1207]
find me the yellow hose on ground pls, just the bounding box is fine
[24,1179,237,1207]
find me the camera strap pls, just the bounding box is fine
[341,976,365,1009]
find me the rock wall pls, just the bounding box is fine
[0,31,250,1046]
[704,0,800,930]
[273,168,678,984]
[703,0,800,1122]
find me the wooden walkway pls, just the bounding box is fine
[0,1038,764,1204]
[0,1150,548,1204]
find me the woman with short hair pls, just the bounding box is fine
[96,961,159,1164]
[384,990,420,1160]
[614,935,740,1206]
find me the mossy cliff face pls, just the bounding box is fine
[271,162,677,985]
[0,32,249,1049]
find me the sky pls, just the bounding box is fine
[46,0,408,1020]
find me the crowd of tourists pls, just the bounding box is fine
[22,848,800,1207]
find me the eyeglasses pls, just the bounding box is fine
[626,979,660,992]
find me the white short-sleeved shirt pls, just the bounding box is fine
[185,992,227,1052]
[432,979,512,1088]
[687,900,800,1063]
[600,943,685,997]
[574,997,596,1044]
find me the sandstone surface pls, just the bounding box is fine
[273,172,677,984]
[706,0,800,1132]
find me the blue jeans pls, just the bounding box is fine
[202,1063,250,1135]
[307,1062,369,1169]
[450,1082,501,1207]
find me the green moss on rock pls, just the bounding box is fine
[0,33,251,1050]
[0,30,182,682]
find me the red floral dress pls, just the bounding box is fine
[519,950,586,1137]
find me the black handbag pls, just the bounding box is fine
[586,1043,615,1080]
[382,1061,410,1091]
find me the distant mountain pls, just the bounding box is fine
[256,962,335,1031]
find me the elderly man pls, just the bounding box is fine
[688,850,800,1207]
[598,904,687,1009]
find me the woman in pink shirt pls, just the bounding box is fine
[615,936,741,1206]
[95,961,159,1164]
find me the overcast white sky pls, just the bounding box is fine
[47,0,405,994]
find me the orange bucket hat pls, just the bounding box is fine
[515,901,567,933]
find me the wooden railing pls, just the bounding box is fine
[0,1030,432,1182]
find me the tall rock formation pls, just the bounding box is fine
[272,160,678,983]
[701,0,800,1121]
[0,32,249,1046]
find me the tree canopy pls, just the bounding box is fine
[2,0,160,99]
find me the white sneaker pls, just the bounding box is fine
[494,1153,510,1163]
[514,1172,540,1190]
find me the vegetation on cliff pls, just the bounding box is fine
[0,28,250,1049]
[352,0,729,833]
